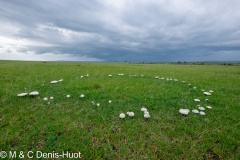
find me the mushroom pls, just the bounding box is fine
[199,111,206,115]
[119,113,125,119]
[29,91,39,97]
[206,106,212,109]
[80,94,85,98]
[179,109,190,115]
[108,100,112,103]
[194,99,200,102]
[141,107,147,112]
[66,95,70,98]
[192,109,199,114]
[50,80,58,84]
[198,107,205,111]
[43,97,48,101]
[17,93,28,97]
[203,92,211,96]
[144,113,150,118]
[127,112,134,117]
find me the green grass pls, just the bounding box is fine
[0,61,240,159]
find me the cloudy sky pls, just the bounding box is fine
[0,0,240,62]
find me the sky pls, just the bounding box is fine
[0,0,240,62]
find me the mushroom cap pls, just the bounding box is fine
[203,92,211,96]
[141,107,147,112]
[127,112,134,117]
[80,94,85,98]
[119,113,125,119]
[17,93,28,97]
[50,80,58,84]
[144,113,150,118]
[194,99,200,102]
[192,109,199,114]
[179,109,189,115]
[29,91,39,96]
[199,111,206,115]
[206,106,212,109]
[198,107,205,111]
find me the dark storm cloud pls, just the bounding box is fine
[0,0,240,61]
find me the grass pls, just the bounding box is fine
[0,60,240,159]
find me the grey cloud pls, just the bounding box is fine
[0,0,240,62]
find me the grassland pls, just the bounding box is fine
[0,60,239,159]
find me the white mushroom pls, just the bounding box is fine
[127,112,134,117]
[29,91,39,96]
[198,107,205,111]
[199,111,206,115]
[194,99,200,102]
[50,80,58,84]
[179,109,190,115]
[204,92,211,96]
[80,94,85,98]
[119,113,125,119]
[141,107,147,112]
[144,113,150,118]
[66,95,70,98]
[43,97,48,101]
[17,93,28,97]
[192,109,199,114]
[206,106,212,109]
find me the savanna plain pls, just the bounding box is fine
[0,60,239,159]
